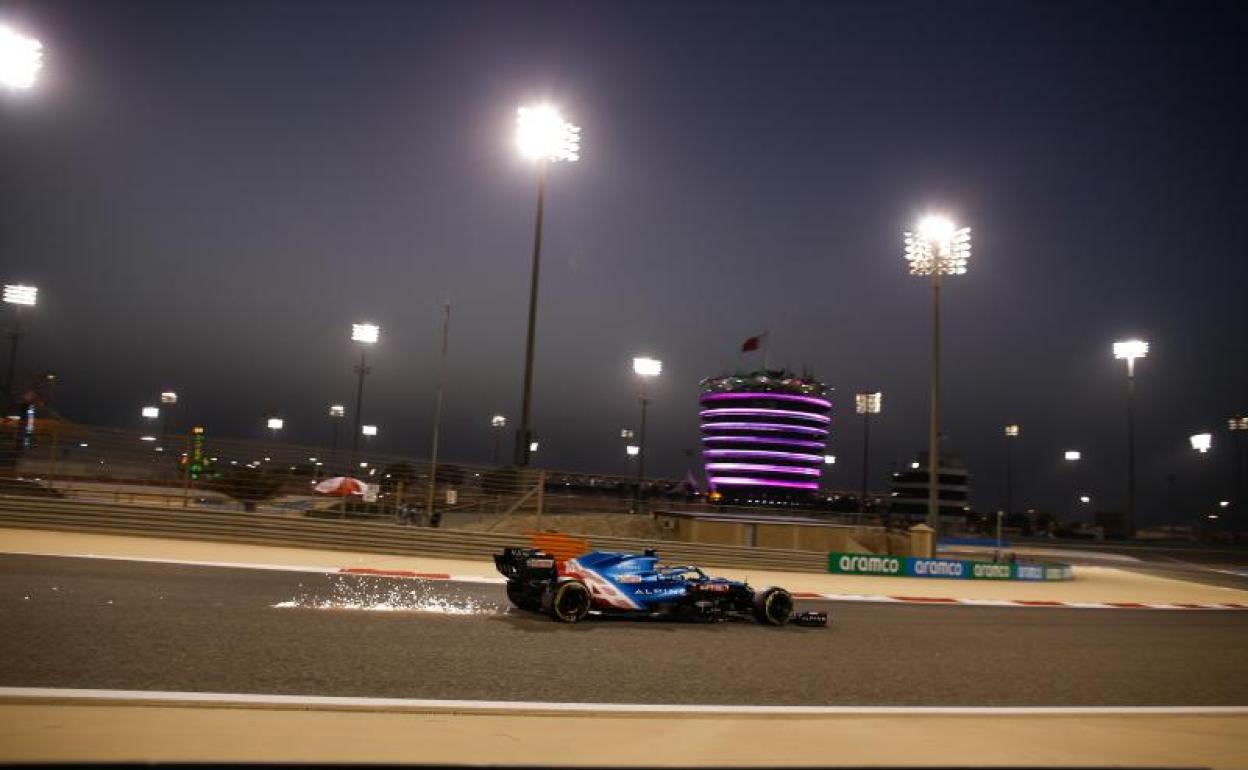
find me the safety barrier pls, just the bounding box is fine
[827,551,1074,581]
[0,495,830,573]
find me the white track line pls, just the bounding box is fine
[1,687,1244,716]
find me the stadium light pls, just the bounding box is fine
[351,323,380,344]
[1064,450,1081,461]
[905,214,971,529]
[160,391,178,405]
[361,424,378,437]
[633,357,662,377]
[632,356,662,512]
[329,404,345,417]
[1190,433,1212,453]
[513,103,582,468]
[3,284,36,306]
[855,391,882,518]
[626,444,640,457]
[349,323,380,468]
[516,104,581,163]
[267,417,284,431]
[141,406,159,419]
[1112,338,1149,537]
[0,25,43,90]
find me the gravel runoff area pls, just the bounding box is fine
[2,526,1247,606]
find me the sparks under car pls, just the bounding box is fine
[494,547,827,626]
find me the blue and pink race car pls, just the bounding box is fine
[494,547,827,626]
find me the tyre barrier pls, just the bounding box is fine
[0,495,830,574]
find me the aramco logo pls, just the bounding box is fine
[837,555,901,575]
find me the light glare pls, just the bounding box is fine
[516,105,581,162]
[352,323,380,344]
[633,357,662,377]
[0,26,43,89]
[3,284,37,306]
[1113,339,1149,361]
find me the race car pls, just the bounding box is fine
[494,547,827,626]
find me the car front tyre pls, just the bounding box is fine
[752,587,793,626]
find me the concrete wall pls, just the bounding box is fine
[655,514,909,556]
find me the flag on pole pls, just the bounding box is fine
[741,332,767,353]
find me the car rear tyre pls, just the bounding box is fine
[752,587,793,626]
[505,580,541,612]
[541,580,592,623]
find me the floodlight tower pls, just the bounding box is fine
[1190,432,1213,533]
[0,25,43,90]
[855,391,882,518]
[490,414,507,465]
[160,391,178,439]
[3,284,37,399]
[1004,424,1020,517]
[349,323,379,468]
[1230,415,1247,530]
[904,215,971,529]
[327,404,345,471]
[633,356,662,510]
[1114,339,1148,537]
[513,103,580,467]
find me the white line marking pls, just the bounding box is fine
[1,687,1245,716]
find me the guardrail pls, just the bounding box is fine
[0,495,830,573]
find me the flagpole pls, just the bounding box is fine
[762,330,770,372]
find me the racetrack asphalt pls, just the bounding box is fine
[3,553,1247,707]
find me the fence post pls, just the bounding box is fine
[535,470,546,531]
[182,432,192,508]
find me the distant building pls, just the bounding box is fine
[700,369,831,504]
[888,450,971,525]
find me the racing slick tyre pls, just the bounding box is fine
[752,587,794,626]
[541,580,592,623]
[505,581,541,612]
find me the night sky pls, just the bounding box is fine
[2,0,1245,524]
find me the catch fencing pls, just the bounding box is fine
[0,420,873,525]
[0,495,831,573]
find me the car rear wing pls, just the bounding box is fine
[494,547,559,581]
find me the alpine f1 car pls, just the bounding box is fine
[494,547,827,626]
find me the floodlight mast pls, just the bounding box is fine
[632,356,662,512]
[1114,339,1148,537]
[514,104,580,467]
[855,392,882,520]
[904,216,971,530]
[349,323,379,469]
[3,284,38,400]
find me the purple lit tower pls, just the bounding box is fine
[700,370,831,502]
